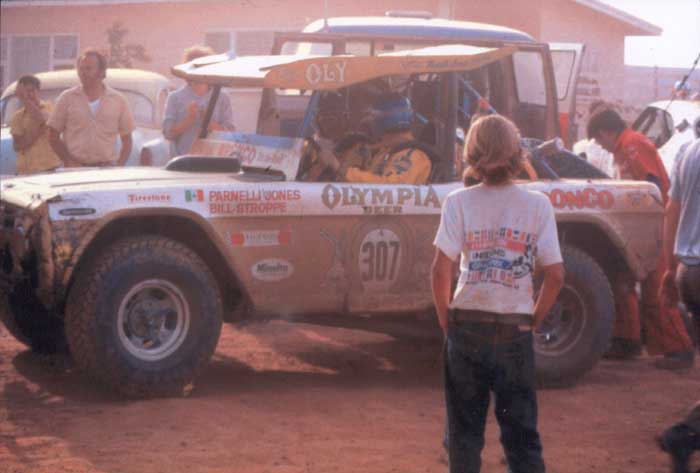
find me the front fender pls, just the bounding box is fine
[54,207,234,303]
[555,208,661,280]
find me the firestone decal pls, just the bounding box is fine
[321,184,440,214]
[251,258,294,281]
[127,193,171,204]
[544,188,615,210]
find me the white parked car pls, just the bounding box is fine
[0,68,173,175]
[632,99,700,173]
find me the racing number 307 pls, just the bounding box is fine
[359,229,402,284]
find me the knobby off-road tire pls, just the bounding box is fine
[1,281,67,354]
[534,245,615,387]
[65,236,223,398]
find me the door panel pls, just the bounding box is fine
[549,43,585,146]
[296,182,460,314]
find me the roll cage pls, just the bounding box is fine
[177,34,560,183]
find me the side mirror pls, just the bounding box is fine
[675,118,690,133]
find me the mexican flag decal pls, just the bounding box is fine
[185,189,204,202]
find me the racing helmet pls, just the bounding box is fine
[359,92,414,142]
[674,80,691,93]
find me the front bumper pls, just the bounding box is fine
[0,199,53,307]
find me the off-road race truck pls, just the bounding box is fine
[0,18,663,397]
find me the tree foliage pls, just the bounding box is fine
[106,21,151,68]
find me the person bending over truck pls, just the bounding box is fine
[587,108,694,370]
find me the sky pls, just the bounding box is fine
[600,0,700,69]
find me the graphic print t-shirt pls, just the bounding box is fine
[434,183,562,315]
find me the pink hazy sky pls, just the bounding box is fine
[601,0,700,68]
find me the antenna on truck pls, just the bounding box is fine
[323,0,329,32]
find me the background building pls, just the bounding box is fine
[3,0,688,139]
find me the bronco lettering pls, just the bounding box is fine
[545,188,615,210]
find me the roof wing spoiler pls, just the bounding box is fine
[171,44,516,90]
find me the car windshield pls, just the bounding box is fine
[632,106,674,149]
[1,88,156,128]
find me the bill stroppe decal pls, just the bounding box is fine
[184,188,301,215]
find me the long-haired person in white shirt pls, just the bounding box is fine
[432,115,564,473]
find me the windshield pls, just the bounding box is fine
[1,88,157,128]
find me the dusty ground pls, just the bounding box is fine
[1,314,698,473]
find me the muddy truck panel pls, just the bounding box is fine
[2,173,661,312]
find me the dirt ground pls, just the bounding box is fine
[1,314,698,473]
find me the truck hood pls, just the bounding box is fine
[0,166,250,208]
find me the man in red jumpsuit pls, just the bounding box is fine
[587,109,694,370]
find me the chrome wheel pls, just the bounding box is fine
[535,284,586,357]
[117,279,190,362]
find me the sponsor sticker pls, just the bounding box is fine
[321,184,440,214]
[209,189,300,215]
[358,228,402,290]
[185,189,204,202]
[127,193,171,204]
[305,61,347,85]
[543,188,615,210]
[231,230,292,247]
[251,258,294,282]
[624,190,649,207]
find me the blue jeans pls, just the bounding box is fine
[444,318,545,473]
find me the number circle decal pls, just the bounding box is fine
[358,228,402,291]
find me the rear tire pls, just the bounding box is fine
[65,236,222,398]
[535,245,614,386]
